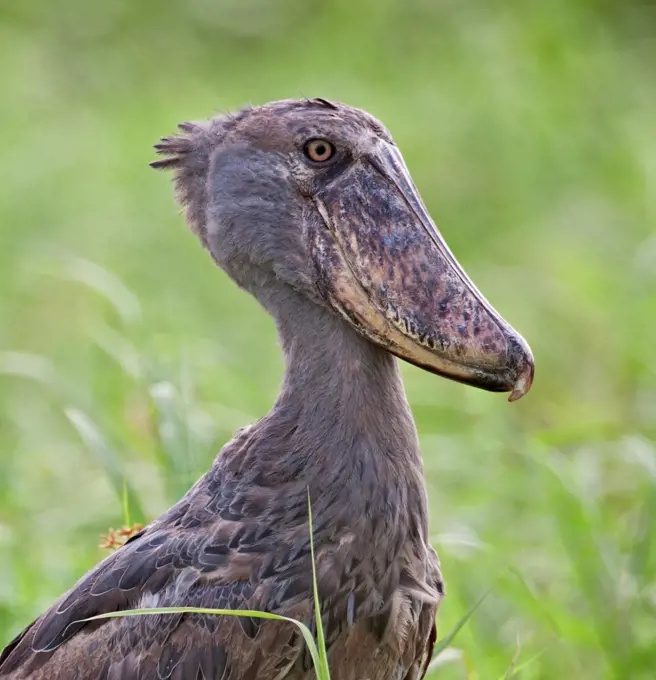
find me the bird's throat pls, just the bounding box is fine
[237,283,429,529]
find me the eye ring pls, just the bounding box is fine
[303,138,336,164]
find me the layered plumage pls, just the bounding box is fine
[0,98,533,679]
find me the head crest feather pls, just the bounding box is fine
[150,119,220,239]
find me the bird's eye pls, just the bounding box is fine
[303,139,336,164]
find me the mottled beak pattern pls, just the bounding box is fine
[314,141,534,400]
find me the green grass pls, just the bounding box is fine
[0,1,654,678]
[77,493,488,679]
[81,494,331,679]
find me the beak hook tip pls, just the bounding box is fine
[507,360,535,402]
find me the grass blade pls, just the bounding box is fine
[424,647,464,675]
[499,648,548,679]
[65,407,145,523]
[78,607,322,674]
[121,476,131,528]
[507,565,561,636]
[431,583,494,658]
[500,635,521,679]
[148,380,196,498]
[307,490,330,680]
[57,255,142,324]
[542,461,632,674]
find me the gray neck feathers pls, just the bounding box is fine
[231,281,429,541]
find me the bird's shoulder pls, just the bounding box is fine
[0,445,318,679]
[0,428,443,679]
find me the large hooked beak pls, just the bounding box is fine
[312,142,534,401]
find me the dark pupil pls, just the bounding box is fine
[314,143,326,157]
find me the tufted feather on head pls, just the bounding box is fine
[149,100,365,241]
[150,119,221,240]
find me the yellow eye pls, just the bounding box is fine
[304,139,335,163]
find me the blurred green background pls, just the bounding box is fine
[0,1,653,677]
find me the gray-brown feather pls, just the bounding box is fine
[0,98,444,680]
[1,425,442,679]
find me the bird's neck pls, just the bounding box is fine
[226,284,429,536]
[274,291,419,469]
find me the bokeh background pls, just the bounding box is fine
[0,1,653,677]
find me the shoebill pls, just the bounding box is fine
[0,98,534,680]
